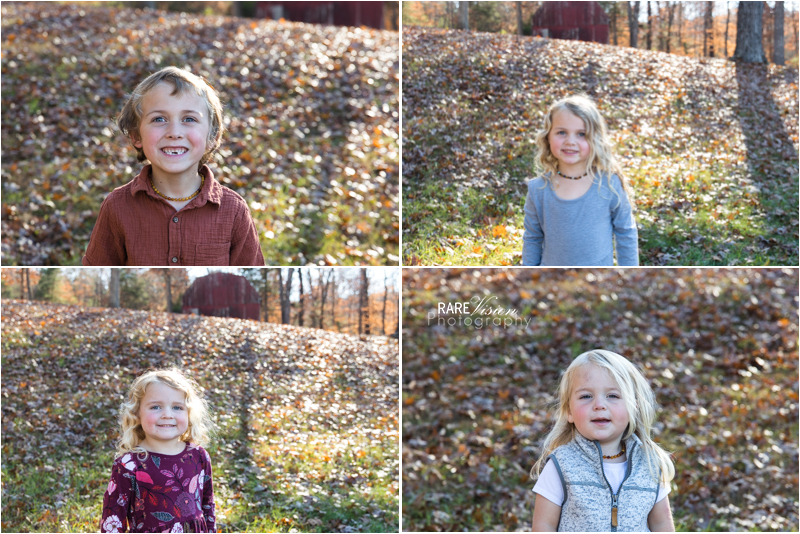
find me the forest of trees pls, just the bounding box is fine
[0,268,399,337]
[402,1,800,64]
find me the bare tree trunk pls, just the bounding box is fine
[733,1,767,63]
[611,2,618,46]
[306,270,315,328]
[677,1,683,54]
[164,270,172,312]
[725,1,731,57]
[666,1,674,53]
[358,269,365,335]
[319,270,332,330]
[109,269,120,308]
[704,1,714,57]
[516,1,523,37]
[774,1,785,65]
[646,1,652,49]
[26,269,32,300]
[331,271,337,331]
[298,269,305,327]
[382,271,388,336]
[95,274,103,306]
[793,4,799,60]
[628,1,640,48]
[262,269,269,322]
[19,269,24,300]
[459,0,468,30]
[279,268,294,325]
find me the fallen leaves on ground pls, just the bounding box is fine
[1,300,399,532]
[402,27,798,266]
[1,3,399,266]
[402,268,798,531]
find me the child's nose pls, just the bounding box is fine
[165,124,184,138]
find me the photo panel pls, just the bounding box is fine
[401,1,799,267]
[402,267,798,531]
[1,266,400,533]
[1,2,399,267]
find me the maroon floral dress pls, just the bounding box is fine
[100,443,216,533]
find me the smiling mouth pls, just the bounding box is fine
[161,148,188,155]
[592,418,611,423]
[157,424,176,427]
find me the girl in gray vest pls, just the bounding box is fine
[531,350,675,531]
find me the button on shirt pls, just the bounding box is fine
[82,165,266,266]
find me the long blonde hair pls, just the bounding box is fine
[531,350,674,486]
[116,368,212,461]
[534,94,632,207]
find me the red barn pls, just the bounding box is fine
[531,1,609,44]
[256,2,387,29]
[182,273,260,320]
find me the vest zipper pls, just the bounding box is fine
[594,439,636,532]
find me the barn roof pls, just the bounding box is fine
[531,1,609,27]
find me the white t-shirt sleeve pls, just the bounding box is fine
[656,480,670,503]
[531,459,564,506]
[532,459,670,507]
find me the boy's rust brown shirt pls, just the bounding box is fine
[82,165,265,266]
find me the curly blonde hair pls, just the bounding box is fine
[116,368,212,461]
[531,350,674,486]
[117,66,225,169]
[534,94,632,207]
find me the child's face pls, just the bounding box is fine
[567,364,629,449]
[548,109,590,170]
[138,381,189,444]
[133,82,211,178]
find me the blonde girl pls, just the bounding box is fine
[531,350,675,532]
[100,369,216,533]
[522,94,639,266]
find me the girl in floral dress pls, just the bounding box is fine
[101,369,216,533]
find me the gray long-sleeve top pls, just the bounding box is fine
[522,173,639,266]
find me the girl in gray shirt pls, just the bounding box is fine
[522,94,639,266]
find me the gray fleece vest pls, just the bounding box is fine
[546,433,660,532]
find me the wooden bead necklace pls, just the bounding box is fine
[556,168,589,180]
[150,175,204,202]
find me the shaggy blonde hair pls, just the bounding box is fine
[534,94,632,207]
[117,66,225,169]
[531,350,674,486]
[116,368,212,461]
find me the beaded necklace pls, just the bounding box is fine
[150,175,204,202]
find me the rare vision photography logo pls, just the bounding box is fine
[428,295,532,329]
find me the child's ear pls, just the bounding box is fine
[566,406,574,423]
[131,131,142,149]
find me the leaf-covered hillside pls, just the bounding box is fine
[402,268,798,531]
[1,300,399,532]
[402,27,798,266]
[1,3,399,266]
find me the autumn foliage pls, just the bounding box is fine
[402,268,798,531]
[1,3,399,266]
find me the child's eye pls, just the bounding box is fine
[152,117,166,122]
[579,394,591,399]
[608,394,620,399]
[183,117,198,123]
[150,405,161,410]
[173,406,184,410]
[579,133,585,137]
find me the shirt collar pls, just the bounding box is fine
[130,164,223,207]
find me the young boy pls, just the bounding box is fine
[82,67,265,266]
